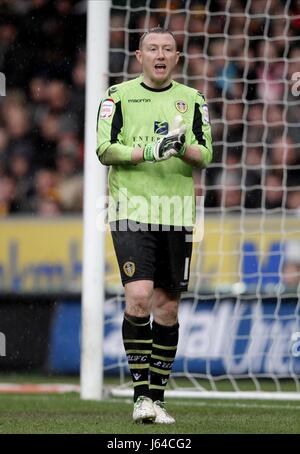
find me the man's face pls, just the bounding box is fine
[136,33,179,88]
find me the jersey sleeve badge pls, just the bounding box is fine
[202,104,210,123]
[100,98,115,119]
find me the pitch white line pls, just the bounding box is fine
[0,383,80,393]
[168,400,300,411]
[110,398,300,411]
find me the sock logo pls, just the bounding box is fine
[161,378,168,385]
[128,355,148,362]
[133,373,141,381]
[154,360,172,369]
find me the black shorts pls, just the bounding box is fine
[110,220,193,293]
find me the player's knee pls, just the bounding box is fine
[126,284,153,302]
[125,282,153,316]
[156,300,179,325]
[155,291,179,309]
[126,298,151,317]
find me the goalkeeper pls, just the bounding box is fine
[97,27,212,424]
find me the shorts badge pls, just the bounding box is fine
[123,261,136,277]
[175,100,188,113]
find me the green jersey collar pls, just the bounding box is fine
[140,81,173,92]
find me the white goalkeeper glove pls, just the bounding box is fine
[143,115,186,162]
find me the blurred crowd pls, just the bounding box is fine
[0,0,300,219]
[0,0,86,216]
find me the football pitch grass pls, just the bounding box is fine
[0,374,299,434]
[0,393,299,434]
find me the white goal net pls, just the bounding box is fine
[103,0,300,399]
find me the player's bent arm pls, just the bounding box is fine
[97,123,186,166]
[181,142,212,169]
[179,93,213,168]
[96,87,145,165]
[98,135,183,166]
[97,143,144,165]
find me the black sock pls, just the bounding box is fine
[150,320,179,402]
[122,313,152,402]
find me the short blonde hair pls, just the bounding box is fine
[139,27,177,50]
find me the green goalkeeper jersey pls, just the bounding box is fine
[96,75,212,226]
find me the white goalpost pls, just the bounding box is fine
[83,0,300,401]
[80,0,110,401]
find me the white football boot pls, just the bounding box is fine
[132,396,156,423]
[153,400,175,424]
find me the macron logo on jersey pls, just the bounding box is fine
[154,121,169,135]
[128,98,151,103]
